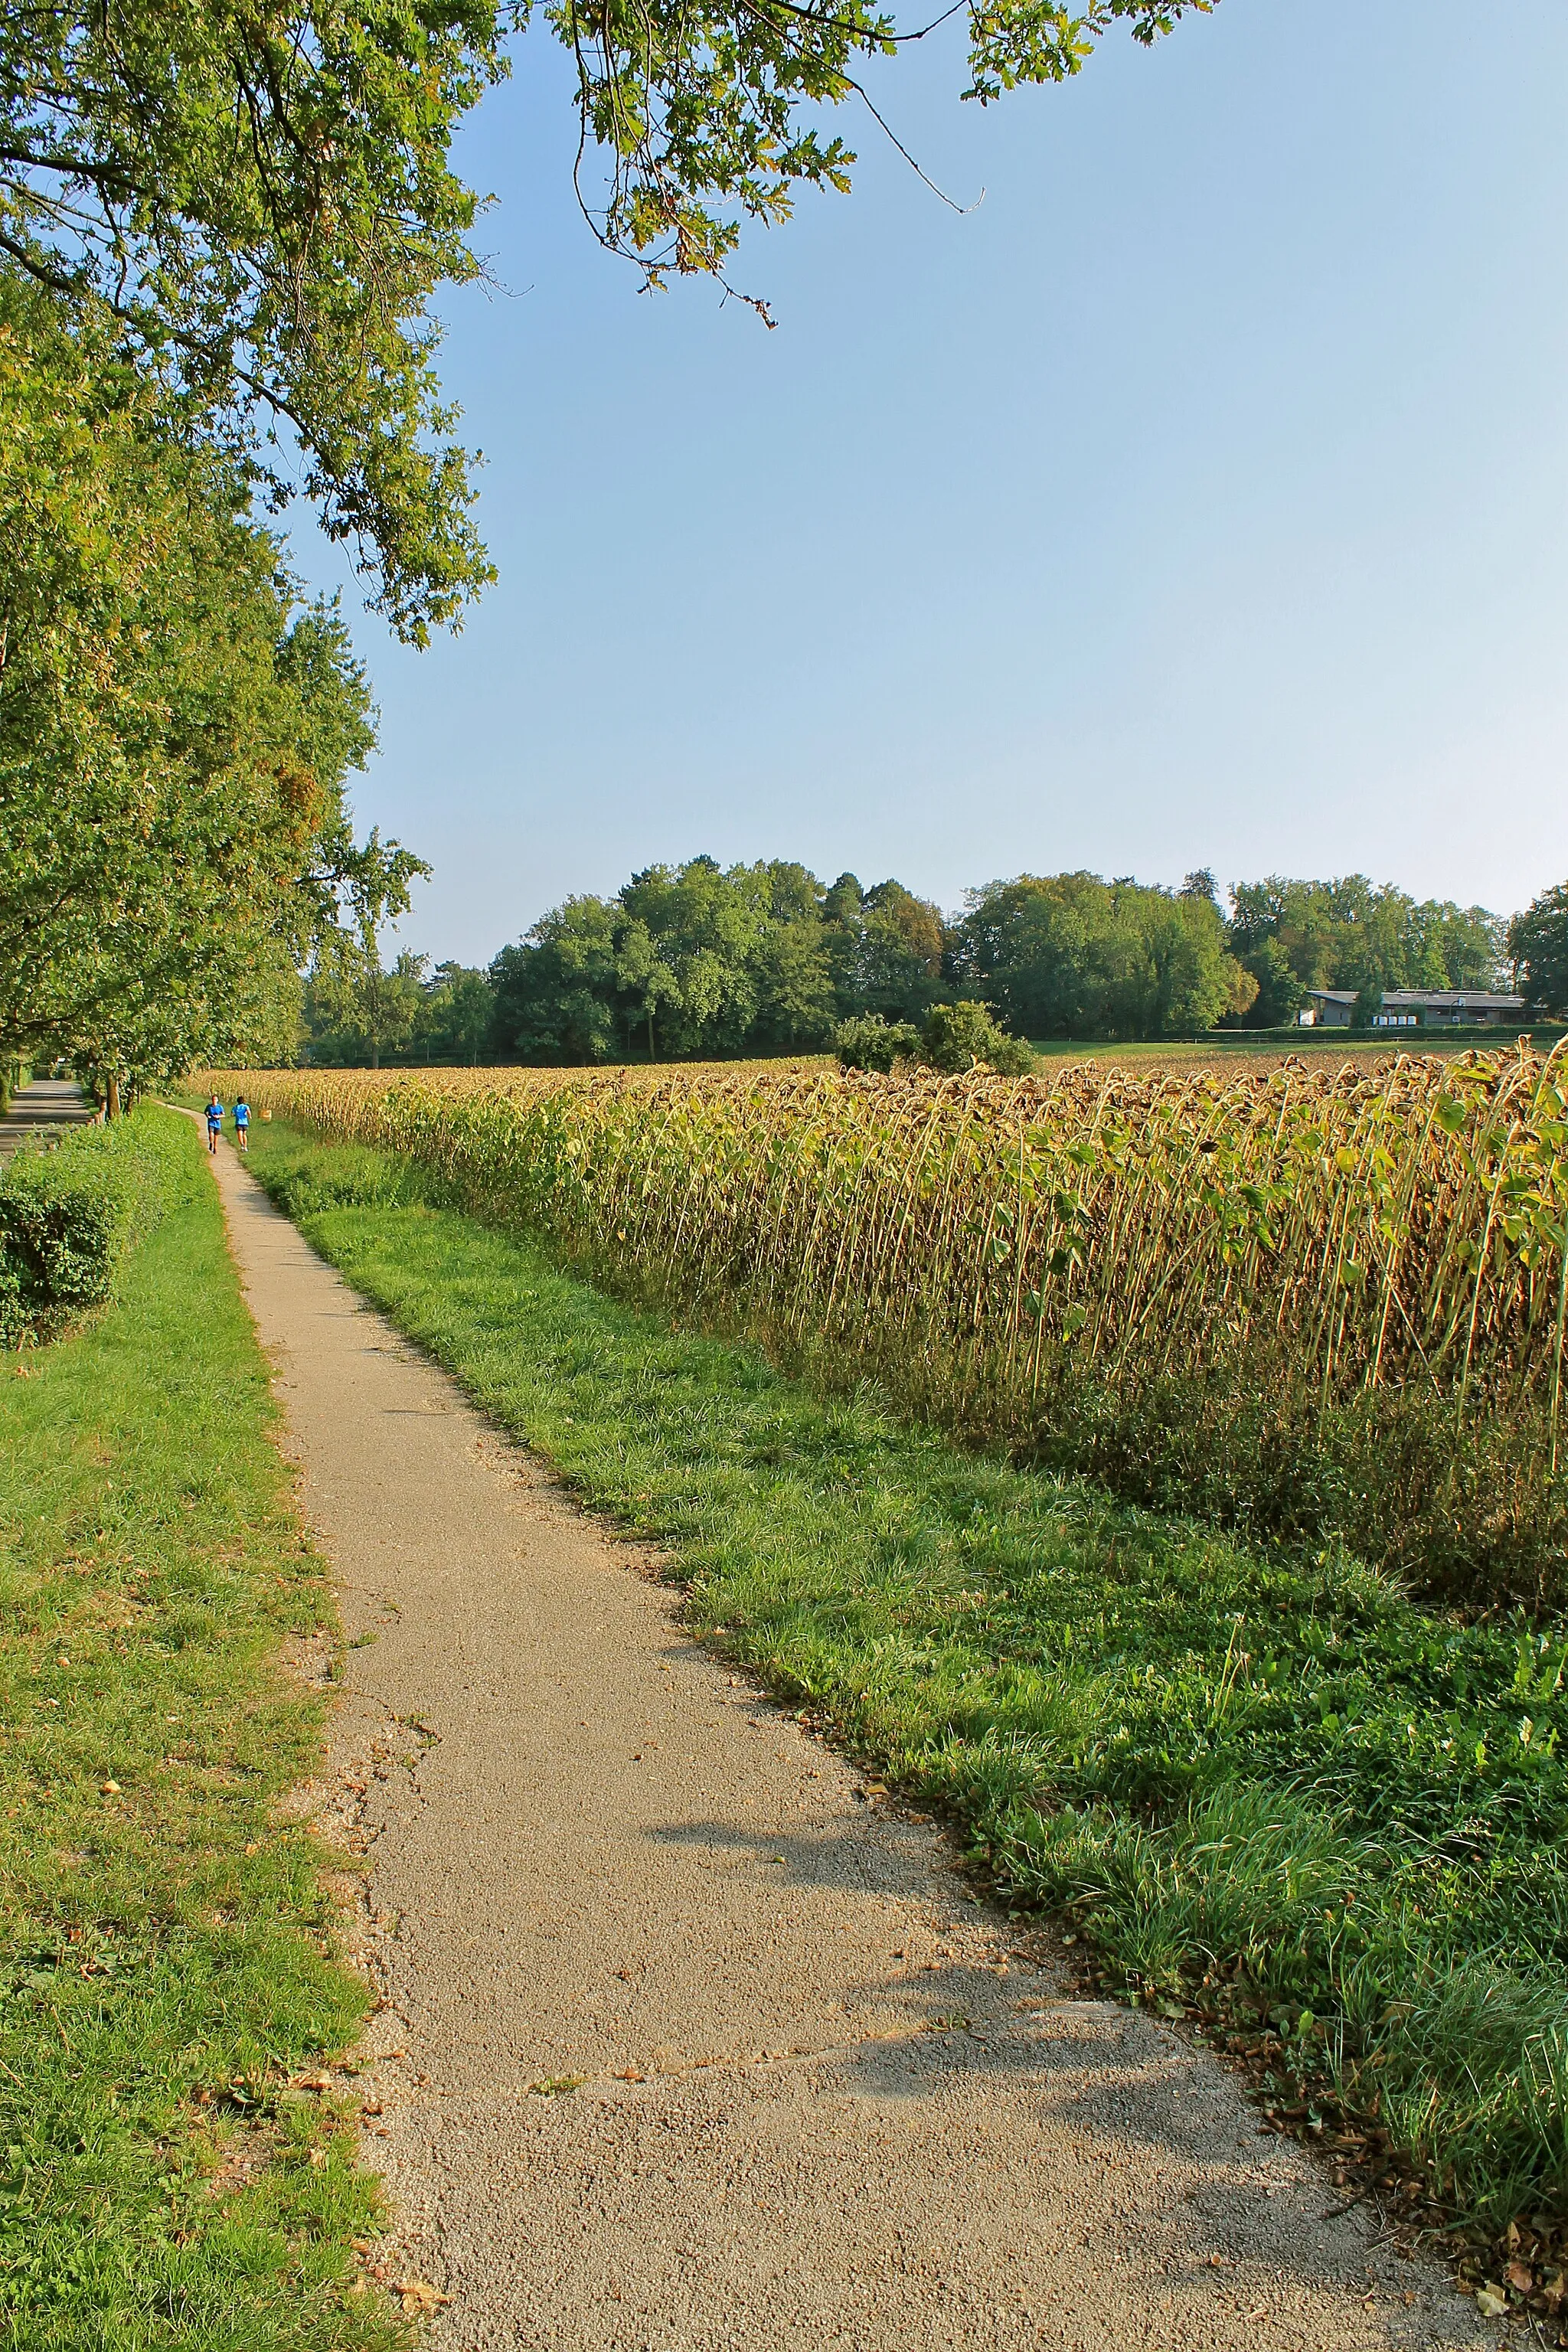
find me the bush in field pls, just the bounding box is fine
[206,1045,1568,1605]
[920,1001,1036,1077]
[833,1014,922,1073]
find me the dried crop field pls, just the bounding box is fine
[208,1046,1568,1603]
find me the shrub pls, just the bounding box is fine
[920,1001,1036,1077]
[0,1117,160,1345]
[833,1014,922,1073]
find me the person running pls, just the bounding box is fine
[234,1096,250,1154]
[205,1094,224,1155]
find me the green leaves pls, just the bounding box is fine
[0,289,417,1083]
[1509,881,1568,1021]
[967,0,1211,103]
[1,1,501,637]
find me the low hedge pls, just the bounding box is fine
[0,1116,165,1346]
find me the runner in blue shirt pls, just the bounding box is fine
[234,1096,250,1154]
[205,1095,224,1155]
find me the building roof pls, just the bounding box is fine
[1305,986,1526,1011]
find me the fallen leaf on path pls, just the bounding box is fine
[1475,2285,1508,2318]
[529,2076,585,2097]
[1505,2260,1533,2294]
[394,2278,450,2315]
[613,2069,645,2082]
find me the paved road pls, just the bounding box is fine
[204,1137,1482,2352]
[0,1077,98,1165]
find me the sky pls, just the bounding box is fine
[288,0,1568,967]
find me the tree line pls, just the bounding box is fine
[2,8,489,1103]
[6,8,1558,1098]
[21,0,1165,1103]
[299,858,1568,1067]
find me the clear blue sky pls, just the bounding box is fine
[290,0,1568,967]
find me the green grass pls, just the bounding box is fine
[246,1119,1568,2237]
[0,1111,401,2352]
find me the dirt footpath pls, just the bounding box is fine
[206,1142,1484,2352]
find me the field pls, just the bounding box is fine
[237,1108,1568,2291]
[207,1044,1568,1606]
[1029,1032,1565,1076]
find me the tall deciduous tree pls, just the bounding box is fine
[950,872,1252,1040]
[0,2,505,638]
[1,2,1212,634]
[1229,877,1504,1021]
[0,290,422,1093]
[489,856,946,1062]
[1509,884,1568,1017]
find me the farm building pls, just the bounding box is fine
[1300,988,1527,1029]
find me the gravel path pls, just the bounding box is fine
[0,1076,96,1163]
[206,1139,1485,2352]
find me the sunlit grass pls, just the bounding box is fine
[247,1117,1568,2234]
[0,1111,400,2351]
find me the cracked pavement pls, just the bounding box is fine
[206,1142,1486,2351]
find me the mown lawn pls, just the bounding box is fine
[0,1111,399,2352]
[247,1118,1568,2274]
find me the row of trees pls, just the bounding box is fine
[959,869,1512,1039]
[0,283,437,1101]
[1,0,500,1099]
[2,8,1544,1092]
[302,958,495,1070]
[304,858,1559,1067]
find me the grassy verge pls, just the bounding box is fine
[245,1120,1568,2270]
[0,1111,400,2352]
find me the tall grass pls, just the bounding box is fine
[207,1047,1568,1603]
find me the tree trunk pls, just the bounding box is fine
[647,1009,655,1061]
[106,1072,121,1121]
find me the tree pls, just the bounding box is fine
[491,898,623,1063]
[487,856,948,1063]
[305,949,428,1068]
[1,3,505,639]
[0,292,426,1097]
[950,872,1251,1040]
[1243,937,1308,1028]
[833,1013,922,1071]
[823,876,947,1024]
[1227,876,1505,1023]
[0,286,433,1097]
[2,2,1212,642]
[420,965,498,1065]
[1508,884,1568,1016]
[920,1001,1034,1076]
